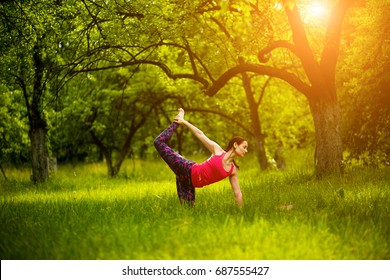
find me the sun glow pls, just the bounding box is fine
[307,2,327,18]
[300,1,329,24]
[273,1,329,25]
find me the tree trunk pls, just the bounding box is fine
[309,95,343,176]
[89,130,116,177]
[0,163,7,180]
[29,125,49,183]
[113,135,134,177]
[112,119,147,177]
[29,44,49,183]
[241,70,269,170]
[105,152,115,178]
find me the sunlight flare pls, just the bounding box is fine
[300,1,329,24]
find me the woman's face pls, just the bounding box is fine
[235,141,248,157]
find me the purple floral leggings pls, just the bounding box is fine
[154,122,196,205]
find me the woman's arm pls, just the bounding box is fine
[229,169,243,207]
[175,113,224,155]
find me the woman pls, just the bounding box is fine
[154,108,248,207]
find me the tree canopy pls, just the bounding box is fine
[0,0,388,180]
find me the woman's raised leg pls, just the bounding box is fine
[154,122,196,204]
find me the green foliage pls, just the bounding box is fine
[0,86,30,164]
[339,0,390,167]
[0,0,83,86]
[49,65,186,167]
[255,79,314,150]
[1,156,389,259]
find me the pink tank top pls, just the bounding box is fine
[191,152,234,188]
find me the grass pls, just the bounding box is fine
[0,151,389,260]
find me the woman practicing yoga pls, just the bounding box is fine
[154,108,248,207]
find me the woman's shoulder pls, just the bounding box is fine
[212,145,225,156]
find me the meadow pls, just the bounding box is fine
[1,151,389,260]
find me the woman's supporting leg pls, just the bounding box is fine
[176,170,196,205]
[154,123,196,204]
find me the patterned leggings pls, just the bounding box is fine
[154,122,196,205]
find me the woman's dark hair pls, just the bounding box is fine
[225,136,246,170]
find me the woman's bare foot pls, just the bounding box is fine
[176,108,185,119]
[174,108,185,124]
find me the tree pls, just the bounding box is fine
[56,67,179,177]
[1,1,49,182]
[199,0,357,176]
[0,0,132,182]
[196,0,357,175]
[0,0,89,182]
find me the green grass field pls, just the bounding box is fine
[1,152,389,260]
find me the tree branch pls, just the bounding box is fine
[320,0,355,83]
[71,59,210,88]
[283,1,321,86]
[204,63,311,98]
[210,16,232,39]
[116,11,144,20]
[257,76,272,107]
[69,40,216,82]
[11,74,32,124]
[196,1,242,14]
[183,108,254,137]
[81,0,106,40]
[257,40,299,63]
